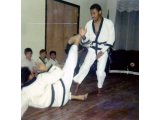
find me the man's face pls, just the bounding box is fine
[40,52,46,59]
[50,53,56,60]
[90,9,102,22]
[25,52,32,60]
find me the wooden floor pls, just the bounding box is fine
[22,73,139,120]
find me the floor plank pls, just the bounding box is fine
[22,74,139,120]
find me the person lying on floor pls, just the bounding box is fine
[21,34,88,117]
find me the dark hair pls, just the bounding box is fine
[21,67,31,85]
[39,49,46,54]
[50,51,56,56]
[24,48,33,54]
[90,3,102,11]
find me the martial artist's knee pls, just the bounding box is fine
[81,65,90,73]
[96,70,106,78]
[83,62,94,71]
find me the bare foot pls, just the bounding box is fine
[73,34,81,45]
[83,93,88,100]
[71,93,88,101]
[68,34,81,45]
[68,37,75,45]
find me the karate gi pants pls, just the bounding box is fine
[73,47,108,88]
[61,45,78,104]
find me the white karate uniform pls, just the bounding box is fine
[46,59,60,68]
[21,58,36,72]
[21,45,78,116]
[74,18,115,88]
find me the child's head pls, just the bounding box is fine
[39,49,47,59]
[24,48,33,60]
[50,51,56,60]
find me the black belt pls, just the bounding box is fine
[90,46,101,50]
[48,84,55,107]
[48,78,65,107]
[91,41,106,45]
[90,43,113,52]
[91,41,113,47]
[104,43,113,47]
[81,39,90,45]
[92,18,104,55]
[91,40,113,54]
[60,79,65,107]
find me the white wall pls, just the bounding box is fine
[107,0,117,23]
[21,0,45,60]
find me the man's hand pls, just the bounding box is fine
[79,27,87,39]
[96,51,104,59]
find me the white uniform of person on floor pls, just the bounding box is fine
[73,3,115,95]
[21,35,88,117]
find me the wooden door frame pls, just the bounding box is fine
[45,0,80,49]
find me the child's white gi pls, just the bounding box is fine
[46,58,60,68]
[21,58,36,72]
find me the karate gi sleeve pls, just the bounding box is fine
[101,21,115,53]
[21,91,29,117]
[37,66,63,84]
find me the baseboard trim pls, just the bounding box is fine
[109,70,139,75]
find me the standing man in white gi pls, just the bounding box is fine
[73,3,115,96]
